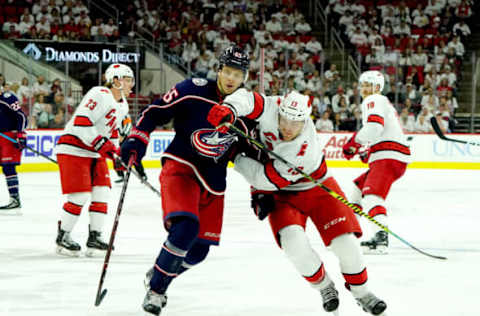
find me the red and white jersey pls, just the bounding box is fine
[56,86,129,158]
[356,93,411,164]
[225,88,329,191]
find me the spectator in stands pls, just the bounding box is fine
[17,78,33,104]
[399,108,415,132]
[331,86,350,112]
[339,9,354,31]
[448,36,465,58]
[102,18,117,38]
[404,83,420,104]
[49,107,66,129]
[72,0,89,16]
[295,16,311,35]
[455,0,473,19]
[414,114,432,133]
[394,20,411,36]
[32,95,52,129]
[266,16,282,34]
[18,14,34,35]
[195,51,210,78]
[425,0,445,16]
[33,76,49,97]
[413,10,430,29]
[421,87,440,113]
[412,46,428,68]
[181,35,199,64]
[436,78,453,97]
[349,27,368,47]
[220,14,237,33]
[4,25,21,40]
[453,19,471,38]
[315,111,334,132]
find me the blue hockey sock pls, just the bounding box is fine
[150,217,199,293]
[2,165,19,197]
[178,242,210,275]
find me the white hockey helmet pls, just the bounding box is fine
[105,63,134,85]
[279,91,312,121]
[358,70,384,93]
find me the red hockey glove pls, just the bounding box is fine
[15,131,27,149]
[93,137,119,160]
[251,189,275,221]
[359,149,370,164]
[342,132,362,160]
[207,104,235,133]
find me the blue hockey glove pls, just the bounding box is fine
[121,128,149,165]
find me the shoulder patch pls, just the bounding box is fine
[192,78,208,86]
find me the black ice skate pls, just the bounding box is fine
[56,221,81,257]
[0,196,21,213]
[355,292,387,315]
[360,231,388,254]
[85,225,110,257]
[143,289,168,316]
[319,282,340,312]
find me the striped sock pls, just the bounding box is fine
[6,174,19,197]
[150,241,187,294]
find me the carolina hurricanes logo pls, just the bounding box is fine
[191,129,237,159]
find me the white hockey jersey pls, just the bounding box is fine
[225,88,329,191]
[56,86,129,158]
[356,94,411,163]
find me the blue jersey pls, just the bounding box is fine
[0,92,27,133]
[136,78,249,195]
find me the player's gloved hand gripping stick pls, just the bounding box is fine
[0,131,58,164]
[224,122,447,261]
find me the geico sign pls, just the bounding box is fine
[45,47,140,63]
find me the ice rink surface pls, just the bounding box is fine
[1,167,479,316]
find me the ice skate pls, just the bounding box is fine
[361,231,388,254]
[143,289,167,316]
[144,267,154,290]
[319,282,340,312]
[85,225,110,257]
[55,221,81,257]
[355,292,387,315]
[0,196,22,215]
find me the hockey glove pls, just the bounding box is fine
[342,132,362,160]
[93,137,119,160]
[121,128,149,165]
[359,149,370,164]
[251,190,275,221]
[207,104,236,133]
[15,131,27,149]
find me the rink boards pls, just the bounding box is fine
[15,129,480,172]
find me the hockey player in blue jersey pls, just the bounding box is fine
[121,45,258,315]
[0,84,28,211]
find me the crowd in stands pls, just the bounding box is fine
[0,72,74,129]
[1,0,476,133]
[326,0,475,133]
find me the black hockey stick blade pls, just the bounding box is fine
[430,117,480,146]
[95,288,108,306]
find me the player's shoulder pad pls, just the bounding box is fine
[0,91,19,104]
[363,94,388,106]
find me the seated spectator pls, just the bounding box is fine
[349,27,368,47]
[399,108,415,132]
[220,14,237,33]
[436,78,453,97]
[295,16,311,35]
[32,95,52,129]
[413,11,430,29]
[17,77,33,104]
[265,16,282,34]
[414,114,433,133]
[49,107,66,129]
[315,111,334,132]
[4,25,21,40]
[448,36,465,58]
[305,36,323,55]
[421,87,440,113]
[394,20,411,36]
[455,0,473,19]
[18,14,34,35]
[453,19,471,38]
[446,90,458,114]
[33,75,50,97]
[433,111,450,133]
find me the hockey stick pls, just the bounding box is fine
[225,123,447,260]
[0,131,58,164]
[95,155,135,306]
[430,117,480,146]
[114,156,161,197]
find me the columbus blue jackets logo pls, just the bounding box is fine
[191,129,237,159]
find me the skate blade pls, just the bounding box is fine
[85,247,107,257]
[0,209,22,216]
[361,246,388,255]
[56,246,81,257]
[331,309,340,316]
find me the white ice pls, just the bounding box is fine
[1,167,479,316]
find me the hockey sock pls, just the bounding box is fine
[279,225,331,289]
[177,242,210,275]
[59,192,89,232]
[3,165,19,198]
[89,186,109,232]
[150,217,199,293]
[363,194,388,233]
[330,233,369,297]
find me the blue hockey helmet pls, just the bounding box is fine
[219,45,250,73]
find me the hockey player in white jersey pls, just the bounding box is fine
[54,63,134,256]
[342,70,411,254]
[207,89,387,315]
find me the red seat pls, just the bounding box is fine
[3,6,16,16]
